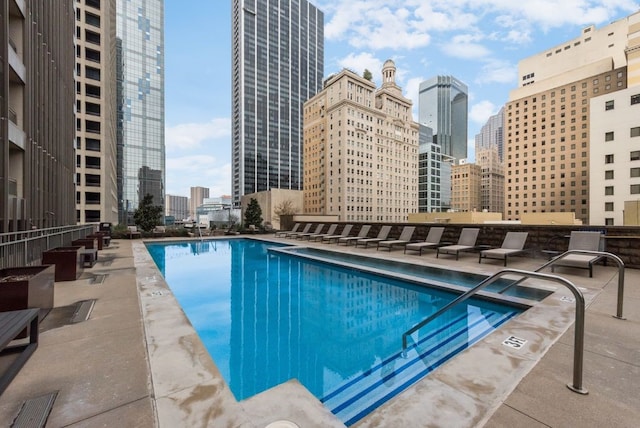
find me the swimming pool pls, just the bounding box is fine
[146,239,524,425]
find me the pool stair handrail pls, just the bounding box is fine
[401,268,589,395]
[505,250,626,320]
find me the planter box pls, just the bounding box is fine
[86,233,106,250]
[72,237,99,250]
[0,265,55,313]
[42,246,84,281]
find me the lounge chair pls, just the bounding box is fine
[436,228,480,260]
[356,225,392,248]
[377,226,416,251]
[322,224,353,243]
[404,227,445,255]
[275,223,300,237]
[550,231,603,277]
[310,224,338,241]
[297,224,324,240]
[152,225,166,237]
[127,226,142,239]
[338,225,371,246]
[285,223,312,238]
[479,232,529,266]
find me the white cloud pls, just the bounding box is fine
[165,118,231,151]
[337,52,384,81]
[476,59,518,84]
[469,100,498,124]
[166,155,232,197]
[441,34,491,60]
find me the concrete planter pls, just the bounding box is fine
[42,246,84,281]
[0,265,55,314]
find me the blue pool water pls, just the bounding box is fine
[146,239,522,425]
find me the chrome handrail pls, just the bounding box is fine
[501,250,626,320]
[401,268,589,394]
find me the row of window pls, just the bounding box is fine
[604,127,640,141]
[607,94,640,109]
[604,168,640,179]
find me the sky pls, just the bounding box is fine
[164,0,640,198]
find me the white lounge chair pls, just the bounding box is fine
[550,231,603,277]
[322,224,353,243]
[275,223,299,237]
[377,226,416,251]
[285,223,312,238]
[338,225,371,246]
[310,224,338,241]
[356,225,392,248]
[404,227,445,255]
[297,224,324,240]
[479,232,529,266]
[436,228,480,260]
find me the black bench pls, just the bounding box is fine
[0,309,39,395]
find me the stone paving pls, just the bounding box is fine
[0,235,638,427]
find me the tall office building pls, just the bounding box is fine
[475,108,505,213]
[116,0,165,225]
[231,0,324,207]
[418,76,468,161]
[190,186,209,219]
[303,62,419,222]
[1,1,76,232]
[506,14,638,224]
[76,0,118,224]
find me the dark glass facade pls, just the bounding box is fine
[116,0,165,224]
[232,0,324,207]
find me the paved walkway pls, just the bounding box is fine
[0,236,638,427]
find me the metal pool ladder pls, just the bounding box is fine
[401,269,591,394]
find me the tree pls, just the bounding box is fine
[363,69,373,81]
[244,198,263,227]
[273,199,296,223]
[133,194,163,232]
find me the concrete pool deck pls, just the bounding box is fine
[0,235,638,427]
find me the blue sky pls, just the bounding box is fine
[164,0,640,198]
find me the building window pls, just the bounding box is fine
[631,151,640,161]
[605,100,614,110]
[605,202,614,211]
[605,186,614,195]
[631,167,640,178]
[631,127,640,138]
[631,94,640,105]
[605,218,614,226]
[605,131,614,141]
[605,154,614,164]
[632,185,640,194]
[605,170,614,179]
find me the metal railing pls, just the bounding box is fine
[401,268,589,394]
[0,225,96,269]
[509,250,626,319]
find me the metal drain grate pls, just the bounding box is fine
[89,274,107,285]
[70,299,96,323]
[11,391,58,428]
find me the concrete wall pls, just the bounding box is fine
[409,212,502,224]
[520,212,582,225]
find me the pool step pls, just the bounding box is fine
[322,310,518,426]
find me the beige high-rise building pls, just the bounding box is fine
[166,194,189,221]
[476,147,504,214]
[506,13,640,224]
[75,0,118,224]
[303,60,419,222]
[451,161,482,212]
[590,12,640,225]
[190,186,209,219]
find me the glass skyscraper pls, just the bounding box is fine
[231,0,324,207]
[418,76,468,162]
[116,0,165,224]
